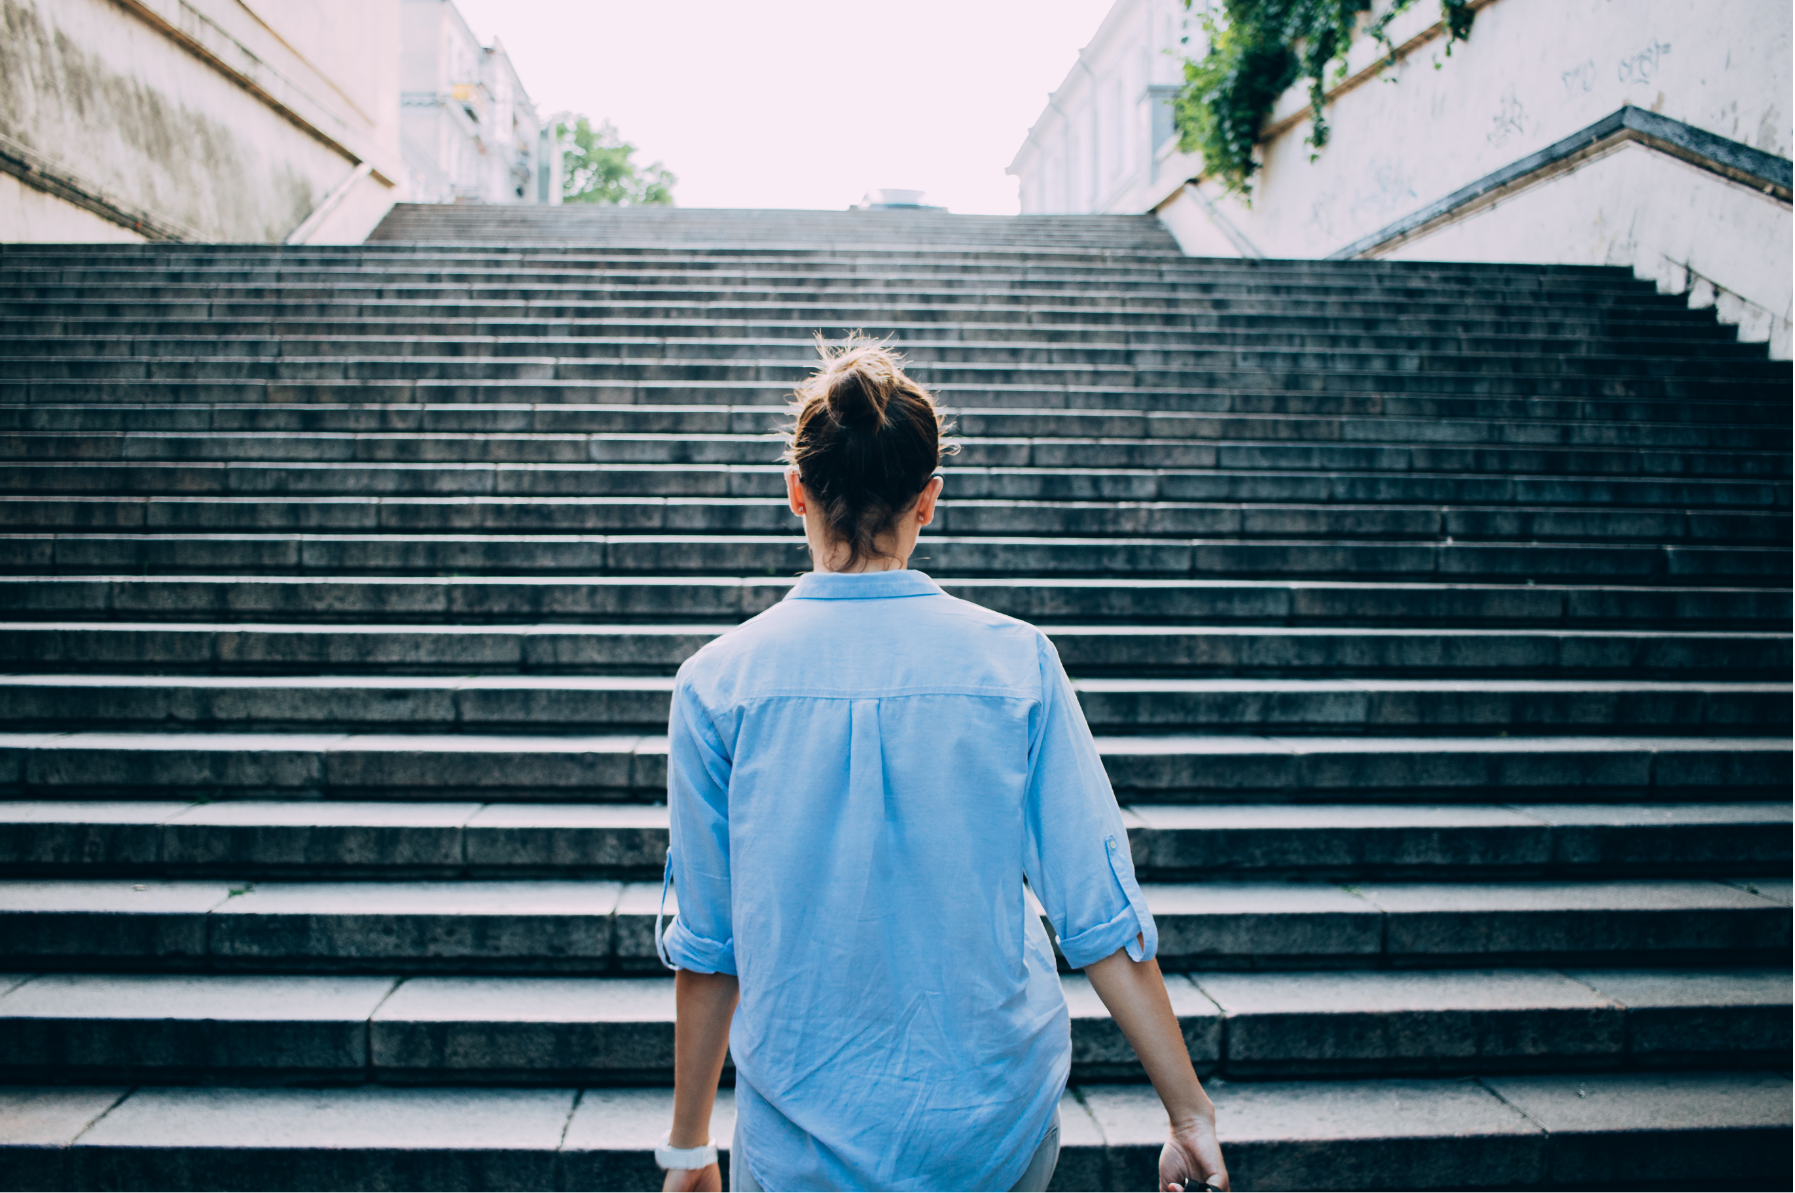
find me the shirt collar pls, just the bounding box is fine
[786,569,945,601]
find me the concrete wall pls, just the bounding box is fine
[1376,140,1793,355]
[1148,0,1793,355]
[0,0,403,243]
[0,170,145,242]
[1161,0,1790,251]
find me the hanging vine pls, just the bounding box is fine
[1172,0,1476,198]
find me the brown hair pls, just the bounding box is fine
[782,338,954,570]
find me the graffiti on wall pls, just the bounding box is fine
[1618,41,1672,85]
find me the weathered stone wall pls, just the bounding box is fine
[1158,0,1790,250]
[0,0,402,243]
[1376,141,1794,356]
[1149,0,1793,355]
[0,168,146,240]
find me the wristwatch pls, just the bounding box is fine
[655,1131,719,1171]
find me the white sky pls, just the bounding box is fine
[449,0,1117,213]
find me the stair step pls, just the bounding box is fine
[0,244,1653,263]
[5,1071,1786,1192]
[5,533,1784,581]
[2,495,1783,545]
[0,968,1782,1084]
[9,462,1785,512]
[7,1069,1780,1191]
[0,293,1727,334]
[1076,678,1791,731]
[3,800,1785,880]
[5,340,1780,388]
[3,426,1784,475]
[0,284,1699,314]
[4,575,1783,627]
[0,287,1699,309]
[1083,1070,1792,1191]
[0,269,1678,297]
[6,404,1783,450]
[0,676,1783,733]
[14,375,1787,426]
[0,360,1779,403]
[1,623,1782,677]
[2,305,1746,343]
[0,324,1762,366]
[1,319,1767,345]
[1095,735,1790,799]
[0,731,1785,802]
[4,796,1789,879]
[1129,803,1793,878]
[0,876,1785,972]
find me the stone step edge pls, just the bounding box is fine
[10,496,1790,518]
[10,408,1789,439]
[4,874,1784,919]
[4,873,1786,974]
[3,798,1786,883]
[5,733,1784,804]
[5,573,1786,591]
[6,796,1787,825]
[3,1072,1788,1191]
[5,621,1784,640]
[11,463,1787,503]
[3,675,1785,694]
[7,534,1788,555]
[0,276,1684,296]
[0,967,1784,1080]
[3,575,1785,602]
[3,731,1788,752]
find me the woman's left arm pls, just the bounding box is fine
[664,968,740,1193]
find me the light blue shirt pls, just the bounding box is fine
[659,569,1158,1192]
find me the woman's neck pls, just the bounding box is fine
[811,554,906,574]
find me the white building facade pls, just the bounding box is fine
[398,0,555,206]
[1008,0,1191,219]
[1010,0,1794,356]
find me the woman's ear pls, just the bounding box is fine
[785,467,807,517]
[914,475,944,526]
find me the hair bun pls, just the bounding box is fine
[822,346,895,431]
[783,337,952,569]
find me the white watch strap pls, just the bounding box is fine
[655,1132,718,1171]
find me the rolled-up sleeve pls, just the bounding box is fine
[661,674,737,974]
[1020,634,1158,969]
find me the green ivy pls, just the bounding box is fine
[1172,0,1475,198]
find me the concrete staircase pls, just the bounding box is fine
[0,203,1789,1190]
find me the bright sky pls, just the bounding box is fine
[449,0,1116,214]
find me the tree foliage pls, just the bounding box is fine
[559,116,676,205]
[1172,0,1475,198]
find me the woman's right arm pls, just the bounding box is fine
[664,968,740,1193]
[660,677,740,1191]
[1085,946,1229,1192]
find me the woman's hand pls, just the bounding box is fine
[662,1162,722,1193]
[1160,1112,1229,1192]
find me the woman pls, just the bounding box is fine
[655,343,1229,1193]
